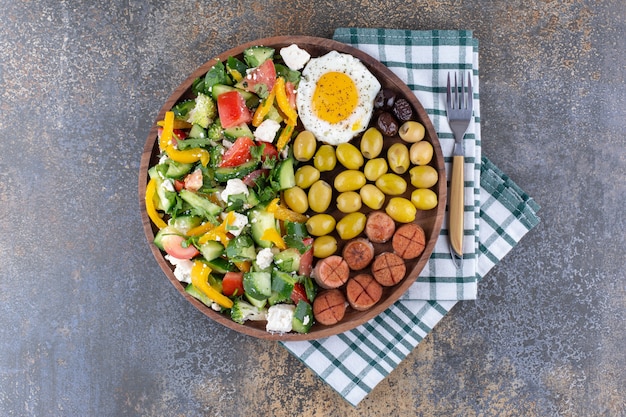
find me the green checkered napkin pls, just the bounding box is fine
[282,29,540,406]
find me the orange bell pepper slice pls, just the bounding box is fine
[198,211,236,245]
[276,121,296,152]
[145,178,167,229]
[275,77,297,126]
[190,261,233,309]
[252,87,276,127]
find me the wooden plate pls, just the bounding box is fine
[138,36,446,340]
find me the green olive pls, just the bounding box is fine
[387,143,410,174]
[375,173,407,195]
[334,170,366,192]
[335,212,367,240]
[283,186,309,214]
[399,121,426,143]
[385,197,417,223]
[308,180,333,213]
[409,141,434,165]
[363,158,388,182]
[409,165,439,189]
[336,191,362,213]
[295,165,320,189]
[313,235,338,258]
[306,214,336,236]
[360,127,383,159]
[411,188,438,210]
[293,131,317,162]
[336,142,364,170]
[360,184,386,210]
[314,144,337,172]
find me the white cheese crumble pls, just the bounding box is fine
[162,178,175,192]
[280,44,311,71]
[226,212,249,237]
[256,247,274,270]
[220,178,249,203]
[266,304,295,333]
[253,119,281,143]
[164,255,194,284]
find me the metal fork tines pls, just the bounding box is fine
[446,71,473,263]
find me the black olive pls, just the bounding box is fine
[374,89,397,109]
[376,112,399,137]
[392,98,413,122]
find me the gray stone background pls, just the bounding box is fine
[1,1,624,416]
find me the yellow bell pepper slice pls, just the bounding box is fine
[260,228,287,250]
[275,77,297,126]
[159,111,175,151]
[267,198,308,223]
[276,121,296,152]
[165,145,210,167]
[157,118,192,129]
[198,211,236,245]
[252,87,276,127]
[234,261,251,272]
[190,261,233,309]
[145,178,167,229]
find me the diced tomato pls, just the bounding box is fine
[290,282,309,305]
[242,169,270,187]
[285,81,297,109]
[174,179,185,192]
[173,129,187,140]
[161,234,200,260]
[258,142,279,162]
[219,136,255,167]
[240,59,276,97]
[217,91,252,128]
[222,272,245,297]
[183,169,203,191]
[298,237,314,276]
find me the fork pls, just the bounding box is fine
[446,71,473,261]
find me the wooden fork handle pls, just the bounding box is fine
[449,155,464,256]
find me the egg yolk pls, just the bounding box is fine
[312,72,358,124]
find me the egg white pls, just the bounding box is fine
[296,51,381,145]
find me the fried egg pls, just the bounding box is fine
[296,51,381,145]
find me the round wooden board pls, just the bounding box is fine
[138,36,446,340]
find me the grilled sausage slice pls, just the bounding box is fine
[365,211,396,243]
[371,252,406,286]
[313,289,347,325]
[346,273,383,311]
[392,223,426,259]
[311,255,350,289]
[342,238,375,270]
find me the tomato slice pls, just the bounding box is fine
[290,282,309,305]
[222,272,245,297]
[161,234,200,260]
[258,142,279,162]
[285,80,297,109]
[219,136,255,167]
[217,91,252,128]
[239,59,276,97]
[298,237,314,276]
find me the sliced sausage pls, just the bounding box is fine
[313,289,347,325]
[311,255,350,289]
[392,223,426,259]
[346,273,383,311]
[342,238,375,270]
[365,211,396,243]
[371,252,406,286]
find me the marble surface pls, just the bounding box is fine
[0,1,624,416]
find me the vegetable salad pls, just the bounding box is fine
[145,45,316,334]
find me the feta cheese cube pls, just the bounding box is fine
[254,119,281,143]
[256,247,274,270]
[266,304,296,333]
[164,255,194,284]
[227,212,249,237]
[280,44,311,71]
[220,178,249,203]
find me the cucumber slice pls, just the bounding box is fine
[292,300,314,333]
[243,46,275,67]
[243,271,272,300]
[198,240,225,261]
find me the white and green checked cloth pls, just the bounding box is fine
[282,29,541,406]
